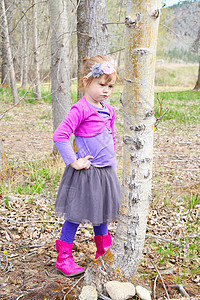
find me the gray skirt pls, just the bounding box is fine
[55,165,121,226]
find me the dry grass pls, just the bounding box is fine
[0,63,199,299]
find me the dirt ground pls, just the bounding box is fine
[0,98,199,299]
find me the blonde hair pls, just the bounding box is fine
[79,55,118,91]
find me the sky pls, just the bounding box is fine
[164,0,187,6]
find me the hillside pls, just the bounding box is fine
[157,1,200,60]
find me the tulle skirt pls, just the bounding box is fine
[55,165,121,226]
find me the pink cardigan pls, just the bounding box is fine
[53,96,116,150]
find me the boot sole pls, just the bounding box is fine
[56,268,85,278]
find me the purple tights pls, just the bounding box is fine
[60,220,108,244]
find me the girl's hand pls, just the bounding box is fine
[70,155,94,170]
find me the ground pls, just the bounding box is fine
[0,82,199,299]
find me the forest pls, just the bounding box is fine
[0,0,199,299]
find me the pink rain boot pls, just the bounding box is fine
[94,233,112,259]
[56,240,84,277]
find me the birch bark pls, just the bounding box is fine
[193,61,200,91]
[85,0,161,292]
[0,140,4,174]
[20,0,28,89]
[32,0,42,100]
[49,0,71,153]
[0,0,18,104]
[1,29,10,87]
[77,0,109,99]
[192,28,200,91]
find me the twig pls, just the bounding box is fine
[156,107,169,122]
[169,284,190,298]
[98,293,112,300]
[0,86,31,121]
[0,225,15,242]
[16,295,24,300]
[150,259,170,299]
[103,21,125,25]
[108,48,125,55]
[45,270,59,278]
[146,234,183,247]
[19,243,45,249]
[63,275,84,299]
[0,217,63,225]
[153,274,159,299]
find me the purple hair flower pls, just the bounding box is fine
[85,61,116,79]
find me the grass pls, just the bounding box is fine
[0,156,64,198]
[155,64,198,87]
[154,90,200,124]
[0,63,199,293]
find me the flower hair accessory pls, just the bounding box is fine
[85,61,116,79]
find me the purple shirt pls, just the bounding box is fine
[54,102,116,168]
[75,103,116,168]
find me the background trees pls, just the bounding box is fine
[0,0,198,102]
[77,0,109,99]
[49,0,71,153]
[0,0,18,104]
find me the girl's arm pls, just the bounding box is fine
[53,105,84,166]
[110,108,116,151]
[54,140,77,166]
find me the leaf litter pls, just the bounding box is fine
[0,100,199,299]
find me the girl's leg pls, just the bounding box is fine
[56,220,84,277]
[93,223,112,259]
[93,223,108,236]
[60,220,79,243]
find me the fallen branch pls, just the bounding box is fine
[0,217,63,225]
[63,275,84,299]
[98,293,112,300]
[169,284,190,298]
[146,233,183,247]
[0,86,31,121]
[19,243,45,249]
[150,259,170,299]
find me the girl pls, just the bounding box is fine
[53,55,121,277]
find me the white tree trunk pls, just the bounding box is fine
[32,0,42,100]
[77,0,109,99]
[193,61,200,91]
[1,29,10,87]
[49,0,71,153]
[85,0,161,292]
[0,0,18,104]
[0,139,4,174]
[20,0,28,89]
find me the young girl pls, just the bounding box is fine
[53,55,121,277]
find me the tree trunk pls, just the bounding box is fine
[49,0,71,154]
[0,139,4,174]
[0,0,18,104]
[85,0,161,292]
[20,0,28,89]
[77,0,109,100]
[193,61,200,91]
[1,29,10,87]
[32,0,42,100]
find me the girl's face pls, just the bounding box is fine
[83,74,116,107]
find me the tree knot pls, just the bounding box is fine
[125,13,140,28]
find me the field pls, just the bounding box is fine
[0,63,199,299]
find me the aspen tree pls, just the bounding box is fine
[32,0,42,100]
[20,0,28,89]
[0,0,18,104]
[77,0,108,99]
[49,0,71,153]
[192,28,200,91]
[85,0,161,292]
